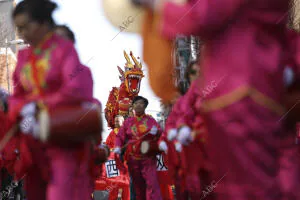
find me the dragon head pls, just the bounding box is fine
[122,50,144,95]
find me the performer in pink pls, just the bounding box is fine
[115,96,163,200]
[160,95,187,200]
[152,0,300,199]
[162,61,210,200]
[9,1,96,199]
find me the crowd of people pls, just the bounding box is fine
[0,0,299,199]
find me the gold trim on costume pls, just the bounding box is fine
[201,85,285,115]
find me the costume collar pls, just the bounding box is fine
[31,31,54,55]
[135,114,146,121]
[113,128,119,134]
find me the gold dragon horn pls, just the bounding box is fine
[130,51,142,69]
[124,50,134,68]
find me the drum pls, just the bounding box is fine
[102,0,145,33]
[140,140,162,157]
[38,102,102,145]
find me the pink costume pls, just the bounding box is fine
[115,114,163,200]
[164,96,188,200]
[161,0,300,199]
[8,33,95,200]
[167,86,210,200]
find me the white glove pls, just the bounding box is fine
[177,126,192,145]
[283,67,294,87]
[149,126,158,135]
[175,142,182,152]
[167,128,177,141]
[159,141,168,152]
[20,102,36,117]
[113,147,121,155]
[20,115,40,139]
[20,115,36,134]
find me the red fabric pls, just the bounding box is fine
[179,143,204,198]
[0,112,19,175]
[107,179,130,200]
[157,161,174,200]
[24,166,47,200]
[94,129,130,199]
[95,178,130,200]
[159,183,174,200]
[105,129,118,149]
[13,136,32,180]
[94,152,130,200]
[157,153,173,185]
[165,141,179,184]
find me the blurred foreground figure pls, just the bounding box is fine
[9,0,100,199]
[146,0,300,199]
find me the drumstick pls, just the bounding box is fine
[0,125,18,152]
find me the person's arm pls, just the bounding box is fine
[161,0,246,39]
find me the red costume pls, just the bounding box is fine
[156,153,174,200]
[94,128,130,200]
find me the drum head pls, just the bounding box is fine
[102,0,145,33]
[140,141,149,154]
[38,109,50,142]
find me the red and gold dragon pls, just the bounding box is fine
[105,51,144,128]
